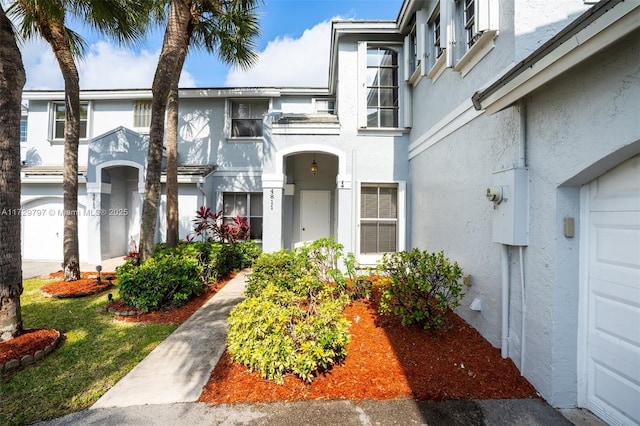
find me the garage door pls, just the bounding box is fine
[584,155,640,425]
[22,198,63,261]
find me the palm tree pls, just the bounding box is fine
[9,0,148,280]
[0,4,26,341]
[139,0,260,260]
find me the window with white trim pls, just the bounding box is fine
[360,184,398,254]
[223,192,263,240]
[20,114,27,143]
[451,0,499,74]
[429,9,443,66]
[52,102,88,139]
[229,100,268,138]
[365,46,399,128]
[133,100,152,129]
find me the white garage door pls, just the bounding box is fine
[584,155,640,425]
[22,198,63,261]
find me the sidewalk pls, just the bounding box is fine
[92,269,249,407]
[35,269,603,426]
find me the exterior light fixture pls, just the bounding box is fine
[310,154,318,176]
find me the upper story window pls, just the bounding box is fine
[52,102,88,140]
[223,192,263,240]
[407,20,420,77]
[431,11,443,61]
[463,0,478,49]
[452,0,499,76]
[20,114,27,143]
[133,100,152,130]
[230,99,268,138]
[366,46,399,128]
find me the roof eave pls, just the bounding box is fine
[472,0,639,114]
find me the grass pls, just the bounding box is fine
[0,278,177,426]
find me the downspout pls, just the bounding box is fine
[518,99,527,373]
[501,244,510,358]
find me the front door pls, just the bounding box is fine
[300,190,330,244]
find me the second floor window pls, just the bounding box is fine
[463,0,478,49]
[230,100,268,138]
[20,115,27,143]
[366,46,399,128]
[133,100,152,129]
[53,102,88,139]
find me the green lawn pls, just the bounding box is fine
[0,278,177,426]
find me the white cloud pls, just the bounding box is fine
[21,40,196,90]
[225,18,334,87]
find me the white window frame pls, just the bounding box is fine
[49,101,91,143]
[426,4,447,81]
[226,99,269,141]
[450,0,499,76]
[222,192,263,241]
[358,42,410,132]
[20,113,27,144]
[356,181,406,265]
[133,100,152,132]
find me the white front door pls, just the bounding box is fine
[582,155,640,425]
[300,190,330,244]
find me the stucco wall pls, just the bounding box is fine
[408,25,640,407]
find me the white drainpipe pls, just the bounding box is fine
[501,244,510,358]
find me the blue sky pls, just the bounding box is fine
[19,0,403,90]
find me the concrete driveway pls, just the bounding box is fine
[22,257,125,279]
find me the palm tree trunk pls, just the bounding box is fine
[0,5,26,341]
[165,85,179,248]
[139,0,191,260]
[38,20,81,281]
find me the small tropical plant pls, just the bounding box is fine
[378,249,464,329]
[188,206,251,243]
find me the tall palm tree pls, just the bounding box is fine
[0,4,26,341]
[9,0,148,280]
[139,0,260,260]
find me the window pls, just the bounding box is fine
[430,11,443,62]
[133,100,152,129]
[452,0,499,75]
[463,0,478,49]
[20,115,27,143]
[53,102,88,139]
[360,184,398,254]
[230,100,268,138]
[223,192,263,240]
[366,47,399,128]
[408,21,420,76]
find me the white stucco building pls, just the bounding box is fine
[19,0,639,424]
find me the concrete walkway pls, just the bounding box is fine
[92,270,249,408]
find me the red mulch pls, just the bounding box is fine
[40,271,115,298]
[108,271,237,324]
[0,329,61,365]
[198,290,538,404]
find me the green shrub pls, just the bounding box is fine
[227,284,350,384]
[234,240,262,269]
[116,252,204,312]
[245,250,307,297]
[378,249,464,329]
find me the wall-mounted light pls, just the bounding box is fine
[310,154,318,176]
